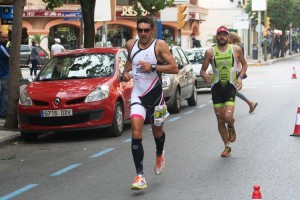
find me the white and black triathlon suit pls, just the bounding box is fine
[130,39,165,122]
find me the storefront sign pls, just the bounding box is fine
[57,27,70,32]
[1,18,12,25]
[23,10,81,18]
[0,0,13,5]
[120,6,148,17]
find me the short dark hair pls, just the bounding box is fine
[137,16,154,29]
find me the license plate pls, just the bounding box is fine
[41,109,73,117]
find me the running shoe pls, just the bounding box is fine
[221,146,231,157]
[131,175,147,190]
[154,150,166,175]
[228,125,236,143]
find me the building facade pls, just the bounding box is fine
[0,0,208,52]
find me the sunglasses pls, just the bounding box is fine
[137,28,151,33]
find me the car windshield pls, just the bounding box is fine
[37,53,115,80]
[185,50,205,65]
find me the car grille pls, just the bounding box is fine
[29,114,90,126]
[20,109,103,126]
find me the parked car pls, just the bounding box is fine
[162,45,197,114]
[185,47,213,89]
[20,45,50,68]
[18,47,132,141]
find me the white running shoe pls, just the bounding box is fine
[154,151,166,175]
[131,175,147,190]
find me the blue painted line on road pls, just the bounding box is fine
[50,163,81,176]
[0,184,38,200]
[123,138,131,143]
[168,117,181,122]
[184,110,195,114]
[90,148,114,158]
[197,104,207,109]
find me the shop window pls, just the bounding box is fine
[49,25,79,50]
[96,25,132,47]
[162,27,175,45]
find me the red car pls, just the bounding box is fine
[18,47,132,141]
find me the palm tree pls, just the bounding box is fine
[29,34,47,46]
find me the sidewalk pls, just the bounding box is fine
[0,119,21,145]
[247,52,300,66]
[0,53,299,145]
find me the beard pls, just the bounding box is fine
[217,40,227,47]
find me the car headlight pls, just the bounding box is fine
[19,89,32,106]
[162,75,171,88]
[85,85,109,102]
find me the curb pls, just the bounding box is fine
[0,131,21,146]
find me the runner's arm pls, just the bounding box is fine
[155,40,178,74]
[200,48,213,83]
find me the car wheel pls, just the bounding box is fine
[109,101,124,137]
[21,132,39,142]
[187,85,197,106]
[169,88,181,114]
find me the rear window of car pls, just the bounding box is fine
[20,46,30,52]
[38,53,115,80]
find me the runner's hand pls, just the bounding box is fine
[236,78,242,90]
[203,73,212,83]
[122,71,132,82]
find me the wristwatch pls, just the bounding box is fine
[151,64,157,72]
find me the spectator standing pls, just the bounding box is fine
[0,32,10,118]
[51,38,65,57]
[192,37,201,48]
[30,41,40,76]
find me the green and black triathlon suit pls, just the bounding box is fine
[211,44,238,108]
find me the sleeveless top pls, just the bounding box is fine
[130,39,160,97]
[211,44,237,87]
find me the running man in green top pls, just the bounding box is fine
[200,26,248,157]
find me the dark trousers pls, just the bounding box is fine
[30,59,38,76]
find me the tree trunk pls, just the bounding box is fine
[151,14,158,39]
[80,0,96,48]
[4,0,25,129]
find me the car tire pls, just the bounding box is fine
[169,87,181,114]
[109,101,124,137]
[187,85,197,106]
[21,132,39,142]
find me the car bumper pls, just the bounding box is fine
[18,103,114,133]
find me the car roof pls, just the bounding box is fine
[185,47,210,52]
[56,47,126,56]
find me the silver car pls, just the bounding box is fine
[185,47,212,89]
[162,45,197,114]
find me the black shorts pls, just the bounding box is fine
[211,82,236,107]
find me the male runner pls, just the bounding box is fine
[200,26,248,157]
[122,16,178,190]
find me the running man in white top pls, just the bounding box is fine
[123,16,178,190]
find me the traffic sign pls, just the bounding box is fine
[63,18,80,21]
[1,6,13,19]
[1,18,12,25]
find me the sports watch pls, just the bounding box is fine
[151,64,157,72]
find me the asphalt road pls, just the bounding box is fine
[1,58,300,200]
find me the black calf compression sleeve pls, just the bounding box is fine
[131,138,144,175]
[154,132,165,156]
